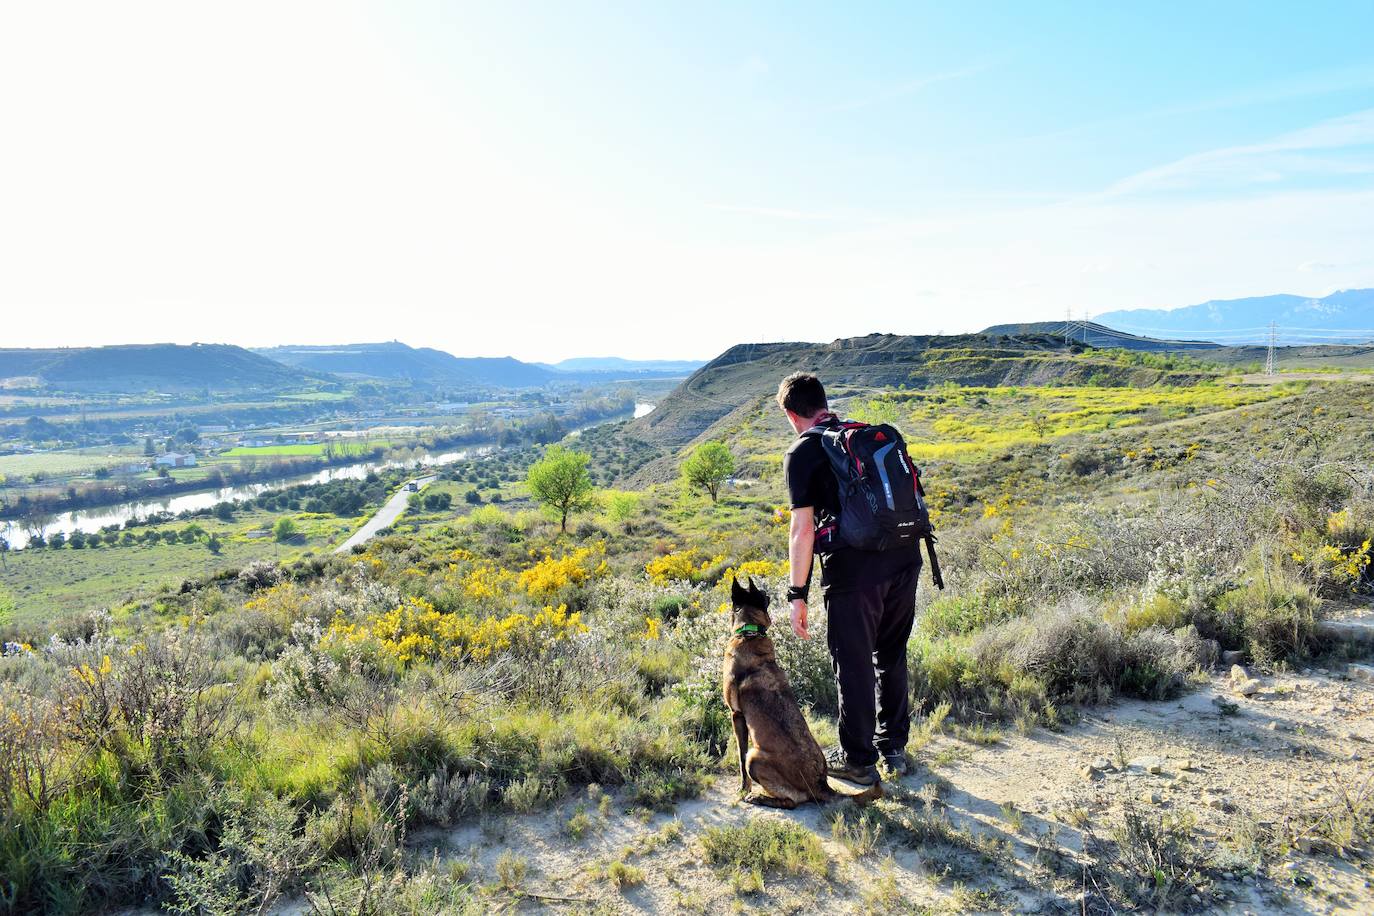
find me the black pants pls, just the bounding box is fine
[823,560,920,766]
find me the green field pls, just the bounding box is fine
[220,439,398,458]
[0,509,356,627]
[0,449,140,479]
[278,389,353,401]
[2,370,1372,915]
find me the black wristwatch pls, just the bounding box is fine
[786,585,809,603]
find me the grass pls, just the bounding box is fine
[828,809,885,858]
[851,382,1299,461]
[700,818,829,880]
[0,448,141,478]
[3,373,1372,914]
[0,509,348,628]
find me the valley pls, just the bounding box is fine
[1,330,1372,915]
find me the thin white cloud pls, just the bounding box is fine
[1013,62,1374,148]
[1103,106,1374,196]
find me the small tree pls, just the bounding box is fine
[273,517,298,542]
[681,441,735,503]
[603,490,640,524]
[526,445,596,533]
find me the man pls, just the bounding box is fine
[779,372,922,785]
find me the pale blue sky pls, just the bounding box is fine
[2,2,1373,360]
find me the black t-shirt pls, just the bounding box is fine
[783,421,920,591]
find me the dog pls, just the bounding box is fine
[722,576,879,808]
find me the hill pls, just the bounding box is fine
[3,362,1370,915]
[543,356,705,373]
[630,332,1216,453]
[0,343,313,393]
[980,320,1222,350]
[1094,288,1374,344]
[257,342,557,388]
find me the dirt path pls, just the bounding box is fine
[385,655,1372,915]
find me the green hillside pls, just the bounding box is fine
[0,343,315,393]
[630,332,1219,459]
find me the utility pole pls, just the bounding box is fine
[1064,308,1073,346]
[1265,322,1277,377]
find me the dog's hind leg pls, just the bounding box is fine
[746,757,809,809]
[743,790,797,809]
[732,711,751,794]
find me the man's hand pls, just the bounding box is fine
[790,599,809,639]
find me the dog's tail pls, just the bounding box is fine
[820,777,884,806]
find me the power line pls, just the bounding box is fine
[1265,322,1277,377]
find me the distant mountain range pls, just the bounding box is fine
[259,342,699,387]
[0,343,313,393]
[1094,288,1374,344]
[256,342,556,388]
[539,356,705,373]
[0,341,701,395]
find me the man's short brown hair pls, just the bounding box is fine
[776,372,828,417]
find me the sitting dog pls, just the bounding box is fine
[722,576,869,808]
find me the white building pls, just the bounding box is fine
[155,452,197,468]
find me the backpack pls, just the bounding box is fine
[803,418,944,589]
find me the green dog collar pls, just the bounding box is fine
[734,623,762,638]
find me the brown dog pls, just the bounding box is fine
[721,576,839,808]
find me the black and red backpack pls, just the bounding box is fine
[804,417,944,589]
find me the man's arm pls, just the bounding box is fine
[788,506,815,639]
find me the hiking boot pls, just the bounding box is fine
[824,747,880,786]
[880,748,913,777]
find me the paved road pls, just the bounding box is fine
[333,475,437,553]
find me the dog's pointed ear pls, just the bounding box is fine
[752,579,770,609]
[731,575,746,605]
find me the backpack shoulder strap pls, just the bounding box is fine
[801,418,857,480]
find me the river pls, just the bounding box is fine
[0,403,656,550]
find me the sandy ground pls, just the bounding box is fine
[124,618,1373,916]
[391,652,1373,915]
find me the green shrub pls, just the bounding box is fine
[1211,569,1322,666]
[701,818,828,879]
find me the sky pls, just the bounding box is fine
[2,1,1374,362]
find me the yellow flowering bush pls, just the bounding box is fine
[645,547,726,585]
[458,562,516,602]
[646,548,702,585]
[324,597,587,667]
[1317,539,1372,593]
[519,544,609,598]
